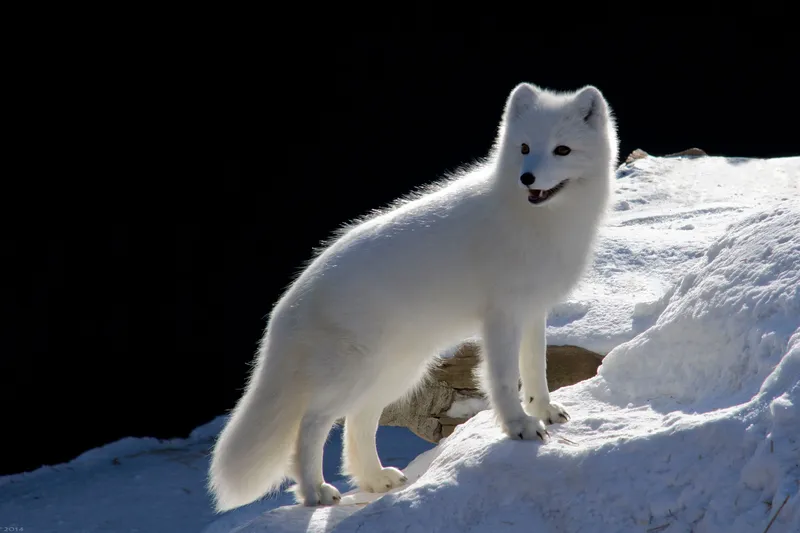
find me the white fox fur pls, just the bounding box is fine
[208,82,619,511]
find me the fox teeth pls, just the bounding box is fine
[539,190,545,198]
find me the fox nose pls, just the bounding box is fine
[520,172,536,186]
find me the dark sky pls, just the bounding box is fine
[3,20,797,476]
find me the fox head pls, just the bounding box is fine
[496,83,619,207]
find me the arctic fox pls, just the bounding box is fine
[209,82,619,511]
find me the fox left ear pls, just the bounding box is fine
[504,83,539,121]
[574,86,609,128]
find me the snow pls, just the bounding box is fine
[1,155,798,532]
[0,422,434,533]
[547,155,799,354]
[446,397,489,419]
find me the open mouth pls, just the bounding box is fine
[527,180,568,205]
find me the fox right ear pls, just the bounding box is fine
[504,83,538,120]
[574,85,609,128]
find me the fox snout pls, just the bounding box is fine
[520,172,536,187]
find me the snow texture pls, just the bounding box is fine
[0,421,434,533]
[548,155,799,355]
[0,155,798,532]
[446,397,490,419]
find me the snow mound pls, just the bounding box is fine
[546,155,799,354]
[0,420,433,533]
[0,416,228,533]
[599,205,800,411]
[234,204,800,533]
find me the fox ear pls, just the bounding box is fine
[505,83,538,120]
[574,85,609,128]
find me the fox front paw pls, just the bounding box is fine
[526,400,571,425]
[502,415,548,441]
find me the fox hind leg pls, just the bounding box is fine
[343,404,408,493]
[291,410,342,506]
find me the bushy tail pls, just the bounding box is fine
[208,349,306,512]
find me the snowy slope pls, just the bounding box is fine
[231,200,800,533]
[548,155,798,354]
[0,422,433,533]
[0,418,227,532]
[0,155,797,533]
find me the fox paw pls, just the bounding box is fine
[502,415,548,441]
[526,400,571,425]
[355,467,408,493]
[296,482,342,506]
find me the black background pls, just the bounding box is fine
[3,19,797,476]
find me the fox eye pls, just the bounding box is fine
[553,145,571,156]
[521,143,530,155]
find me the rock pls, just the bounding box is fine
[624,147,707,166]
[665,147,707,157]
[431,341,481,389]
[377,341,603,443]
[624,148,649,164]
[545,345,604,391]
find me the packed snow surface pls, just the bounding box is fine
[0,423,434,533]
[548,155,798,354]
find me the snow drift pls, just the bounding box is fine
[234,203,800,532]
[547,155,798,354]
